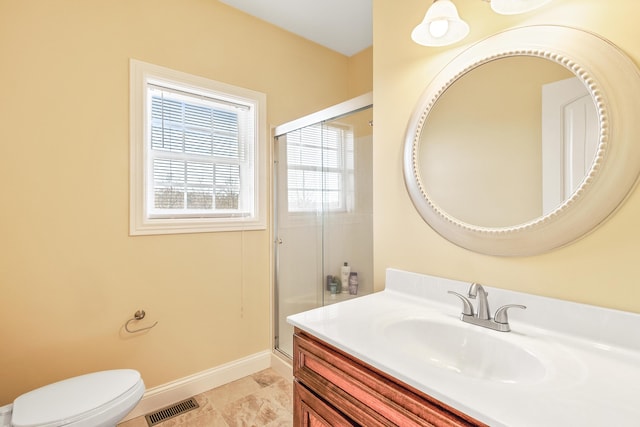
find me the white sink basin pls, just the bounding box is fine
[380,316,547,384]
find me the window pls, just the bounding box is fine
[286,123,354,213]
[130,60,266,235]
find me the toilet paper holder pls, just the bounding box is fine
[125,309,158,333]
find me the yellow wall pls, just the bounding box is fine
[0,0,370,404]
[373,0,640,313]
[348,46,373,98]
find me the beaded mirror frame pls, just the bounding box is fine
[403,25,640,256]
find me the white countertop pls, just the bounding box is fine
[287,269,640,427]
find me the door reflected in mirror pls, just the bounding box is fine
[419,56,597,227]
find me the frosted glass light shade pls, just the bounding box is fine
[490,0,552,15]
[411,0,470,47]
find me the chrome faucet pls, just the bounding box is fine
[448,283,526,332]
[468,283,491,320]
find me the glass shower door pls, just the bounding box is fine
[274,124,323,358]
[274,103,373,358]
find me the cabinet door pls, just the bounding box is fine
[294,380,356,427]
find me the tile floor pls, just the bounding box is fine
[118,369,293,427]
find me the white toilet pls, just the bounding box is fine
[1,369,144,427]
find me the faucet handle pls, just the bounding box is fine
[448,291,474,316]
[494,304,526,324]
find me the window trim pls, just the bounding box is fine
[130,59,267,235]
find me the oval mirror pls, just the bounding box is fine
[404,25,640,256]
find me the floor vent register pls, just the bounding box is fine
[145,397,200,426]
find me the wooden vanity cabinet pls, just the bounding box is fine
[293,328,487,427]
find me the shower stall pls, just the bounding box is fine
[273,93,373,357]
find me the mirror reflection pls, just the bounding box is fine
[419,56,598,227]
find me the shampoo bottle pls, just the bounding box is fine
[340,262,351,293]
[348,272,359,295]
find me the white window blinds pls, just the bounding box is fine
[147,85,253,218]
[286,123,354,212]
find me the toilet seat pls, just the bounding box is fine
[11,370,144,427]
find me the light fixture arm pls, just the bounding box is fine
[490,0,552,15]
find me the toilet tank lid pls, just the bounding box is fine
[12,369,142,427]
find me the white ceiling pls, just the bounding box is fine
[219,0,372,57]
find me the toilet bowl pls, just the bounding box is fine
[7,369,144,427]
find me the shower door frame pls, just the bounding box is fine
[272,92,373,357]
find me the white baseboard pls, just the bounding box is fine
[270,351,293,382]
[122,350,272,422]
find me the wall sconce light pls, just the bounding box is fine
[411,0,552,47]
[411,0,469,47]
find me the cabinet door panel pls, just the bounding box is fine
[295,380,356,427]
